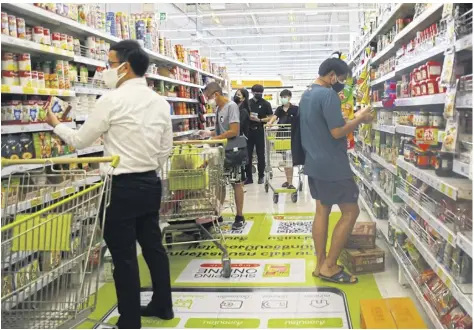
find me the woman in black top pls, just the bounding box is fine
[268,89,299,189]
[233,88,250,138]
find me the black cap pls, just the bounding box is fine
[251,84,264,93]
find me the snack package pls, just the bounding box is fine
[51,134,65,157]
[33,132,52,159]
[340,76,355,149]
[440,49,455,86]
[1,275,14,298]
[442,118,458,153]
[19,133,34,159]
[2,135,21,159]
[42,96,71,122]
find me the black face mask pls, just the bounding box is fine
[233,95,242,103]
[332,81,345,93]
[254,93,263,100]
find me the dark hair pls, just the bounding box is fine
[110,40,149,77]
[280,89,292,97]
[318,57,349,77]
[251,84,264,93]
[203,81,222,96]
[238,88,250,112]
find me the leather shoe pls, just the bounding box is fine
[140,306,174,320]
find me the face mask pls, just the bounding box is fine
[281,97,289,105]
[102,62,126,88]
[207,93,217,107]
[332,81,345,93]
[233,95,242,103]
[253,93,263,100]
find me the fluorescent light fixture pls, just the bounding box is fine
[205,41,349,48]
[211,54,330,60]
[173,32,348,41]
[216,48,349,55]
[168,8,376,19]
[158,23,349,33]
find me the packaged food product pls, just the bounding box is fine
[1,12,8,35]
[16,17,25,39]
[340,246,385,274]
[442,120,458,153]
[32,132,52,159]
[25,26,32,41]
[43,28,51,45]
[37,71,45,88]
[426,61,442,79]
[67,35,74,52]
[346,222,376,249]
[43,96,71,121]
[60,33,68,50]
[8,15,17,38]
[19,70,32,87]
[1,52,15,71]
[33,26,44,43]
[440,50,455,86]
[443,85,457,118]
[30,71,38,88]
[429,112,444,128]
[18,53,31,71]
[19,133,34,159]
[11,100,22,121]
[51,32,61,48]
[2,70,16,86]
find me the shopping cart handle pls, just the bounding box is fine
[1,156,121,168]
[173,139,227,146]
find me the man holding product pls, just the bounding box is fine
[46,40,173,328]
[245,84,273,184]
[299,56,374,284]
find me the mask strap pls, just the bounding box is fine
[117,62,127,82]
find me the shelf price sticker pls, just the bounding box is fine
[38,88,49,95]
[1,85,11,93]
[22,86,35,94]
[50,89,59,96]
[30,197,42,207]
[65,186,75,195]
[51,191,61,200]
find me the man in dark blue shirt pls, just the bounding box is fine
[299,57,373,284]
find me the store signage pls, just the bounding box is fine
[415,126,439,150]
[160,12,167,21]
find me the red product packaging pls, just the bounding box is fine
[426,61,442,79]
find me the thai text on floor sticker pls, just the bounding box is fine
[96,288,350,329]
[270,215,313,236]
[175,259,306,283]
[220,221,254,236]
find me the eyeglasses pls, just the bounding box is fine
[106,61,122,69]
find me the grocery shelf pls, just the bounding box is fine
[1,122,76,135]
[350,164,373,190]
[371,43,396,66]
[396,156,472,200]
[396,187,457,246]
[173,130,197,138]
[73,56,106,68]
[395,43,447,74]
[372,123,396,135]
[372,101,384,108]
[453,159,472,180]
[73,86,107,95]
[456,232,473,259]
[353,150,372,166]
[77,145,104,155]
[165,96,199,103]
[371,71,396,87]
[372,182,401,212]
[359,193,390,242]
[1,85,75,97]
[455,33,473,52]
[395,125,416,136]
[394,94,445,107]
[146,74,204,89]
[204,113,216,118]
[171,114,198,120]
[389,242,444,329]
[1,153,78,177]
[456,92,473,109]
[370,153,397,175]
[1,35,74,60]
[397,215,473,317]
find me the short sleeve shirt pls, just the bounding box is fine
[249,98,273,129]
[274,105,299,125]
[299,84,353,181]
[216,101,240,136]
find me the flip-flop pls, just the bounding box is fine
[312,265,344,278]
[319,269,358,284]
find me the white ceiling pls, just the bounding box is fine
[157,3,374,84]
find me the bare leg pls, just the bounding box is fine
[233,183,244,217]
[285,167,294,186]
[312,200,332,276]
[320,203,359,281]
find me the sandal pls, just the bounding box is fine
[281,182,289,188]
[312,265,344,278]
[319,269,358,284]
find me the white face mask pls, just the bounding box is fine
[102,62,127,89]
[207,98,217,108]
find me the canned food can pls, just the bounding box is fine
[25,27,32,41]
[18,53,32,71]
[8,15,17,38]
[37,72,46,88]
[2,52,15,71]
[43,28,51,45]
[16,18,25,39]
[2,70,15,85]
[19,70,32,87]
[33,26,44,43]
[1,12,8,35]
[67,35,74,52]
[30,71,38,88]
[60,34,68,50]
[52,32,61,48]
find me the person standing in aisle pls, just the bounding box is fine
[268,89,299,189]
[199,82,246,230]
[46,40,173,329]
[245,84,273,184]
[234,88,251,139]
[299,56,374,284]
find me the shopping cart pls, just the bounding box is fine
[264,124,303,203]
[159,140,232,278]
[1,156,119,329]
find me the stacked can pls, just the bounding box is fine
[120,13,130,39]
[2,53,20,86]
[114,12,122,39]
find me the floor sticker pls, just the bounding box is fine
[269,215,313,235]
[220,221,254,236]
[96,287,352,329]
[175,259,306,283]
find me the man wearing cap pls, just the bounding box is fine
[245,84,273,184]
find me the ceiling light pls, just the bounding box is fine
[216,48,348,54]
[173,32,347,41]
[203,41,350,48]
[211,54,330,60]
[158,23,349,33]
[167,8,375,19]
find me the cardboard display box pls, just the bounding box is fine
[346,222,376,249]
[360,298,427,329]
[340,245,385,275]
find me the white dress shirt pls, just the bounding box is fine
[54,78,173,175]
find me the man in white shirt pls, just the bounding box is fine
[46,40,173,329]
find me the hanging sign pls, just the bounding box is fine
[160,12,167,21]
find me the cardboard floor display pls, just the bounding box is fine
[79,213,383,329]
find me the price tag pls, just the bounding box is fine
[1,85,11,93]
[30,197,42,207]
[448,233,454,245]
[38,88,49,95]
[447,187,454,198]
[66,187,75,195]
[62,90,71,96]
[51,191,61,200]
[440,183,447,194]
[40,44,51,53]
[445,277,452,289]
[22,86,35,94]
[50,89,59,95]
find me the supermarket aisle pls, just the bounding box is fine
[84,176,431,329]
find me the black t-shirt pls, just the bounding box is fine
[274,104,299,125]
[249,98,273,129]
[239,102,250,137]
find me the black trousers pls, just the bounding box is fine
[246,126,265,179]
[102,171,172,329]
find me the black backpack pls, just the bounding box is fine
[291,106,305,166]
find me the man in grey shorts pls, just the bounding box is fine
[299,56,374,284]
[199,82,246,230]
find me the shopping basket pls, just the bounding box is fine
[264,124,303,203]
[159,140,232,278]
[1,156,119,329]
